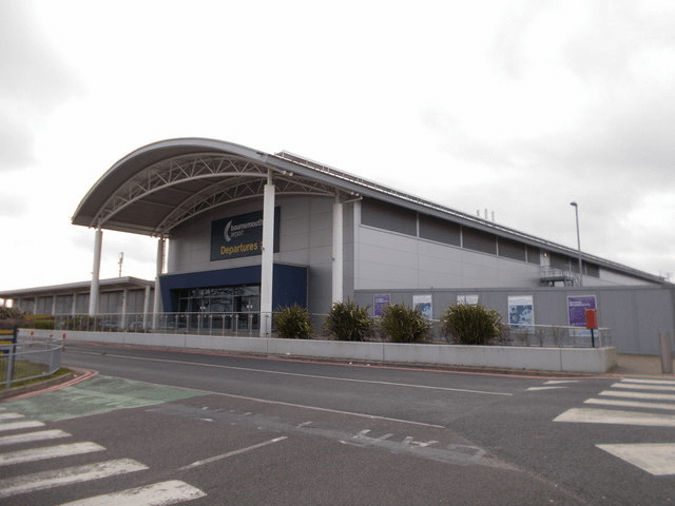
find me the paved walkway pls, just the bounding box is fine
[615,354,675,376]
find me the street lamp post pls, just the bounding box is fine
[570,202,583,287]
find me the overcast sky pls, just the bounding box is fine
[1,0,674,294]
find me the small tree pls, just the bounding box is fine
[274,304,314,339]
[440,304,502,345]
[323,301,374,341]
[379,304,430,343]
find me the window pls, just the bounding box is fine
[361,198,417,236]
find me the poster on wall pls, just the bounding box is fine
[567,295,597,327]
[508,295,534,328]
[413,294,433,320]
[373,294,391,316]
[210,208,280,261]
[457,295,479,306]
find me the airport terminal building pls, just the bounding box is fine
[1,138,672,353]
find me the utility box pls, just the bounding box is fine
[585,308,598,330]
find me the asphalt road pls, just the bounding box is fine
[1,342,674,505]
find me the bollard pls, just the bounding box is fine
[659,331,673,374]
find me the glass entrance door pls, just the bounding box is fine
[234,289,260,330]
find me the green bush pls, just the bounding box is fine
[33,319,55,330]
[379,304,430,343]
[274,305,314,339]
[323,301,374,341]
[440,305,502,345]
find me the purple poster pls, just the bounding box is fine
[567,295,597,327]
[373,294,391,316]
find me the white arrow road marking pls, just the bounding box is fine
[597,443,675,476]
[57,479,207,506]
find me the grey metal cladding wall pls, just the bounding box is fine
[526,245,541,264]
[462,227,497,255]
[498,237,527,262]
[361,197,416,236]
[419,213,461,246]
[354,286,675,354]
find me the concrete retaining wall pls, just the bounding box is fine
[20,329,616,374]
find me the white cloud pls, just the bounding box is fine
[1,0,674,291]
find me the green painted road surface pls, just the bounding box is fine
[0,375,208,421]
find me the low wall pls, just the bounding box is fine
[20,329,617,374]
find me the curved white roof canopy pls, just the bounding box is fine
[72,138,361,236]
[72,137,666,284]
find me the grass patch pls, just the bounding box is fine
[0,364,73,391]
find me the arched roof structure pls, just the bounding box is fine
[71,137,666,285]
[72,138,363,236]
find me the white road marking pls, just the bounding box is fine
[598,390,675,401]
[0,441,105,467]
[180,436,288,470]
[554,407,675,427]
[200,390,448,429]
[57,479,207,506]
[0,429,71,447]
[597,443,675,476]
[584,398,675,411]
[83,350,512,396]
[611,382,675,392]
[0,420,44,432]
[527,386,566,391]
[0,458,148,499]
[620,378,675,386]
[544,380,579,385]
[0,413,24,421]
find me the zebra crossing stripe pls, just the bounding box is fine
[553,407,675,427]
[0,458,148,499]
[584,398,675,411]
[0,429,71,447]
[611,382,675,392]
[0,413,25,421]
[0,420,44,432]
[0,441,105,467]
[598,390,675,401]
[619,378,675,386]
[57,479,207,506]
[597,443,675,476]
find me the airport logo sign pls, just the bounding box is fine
[210,208,280,261]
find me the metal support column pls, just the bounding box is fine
[88,228,103,316]
[332,198,344,304]
[152,238,165,330]
[260,176,275,337]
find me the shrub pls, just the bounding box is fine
[440,305,502,345]
[274,305,314,339]
[33,319,55,330]
[379,304,430,343]
[323,301,374,341]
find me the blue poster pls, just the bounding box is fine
[508,295,534,328]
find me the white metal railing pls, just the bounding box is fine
[49,313,611,348]
[1,337,63,389]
